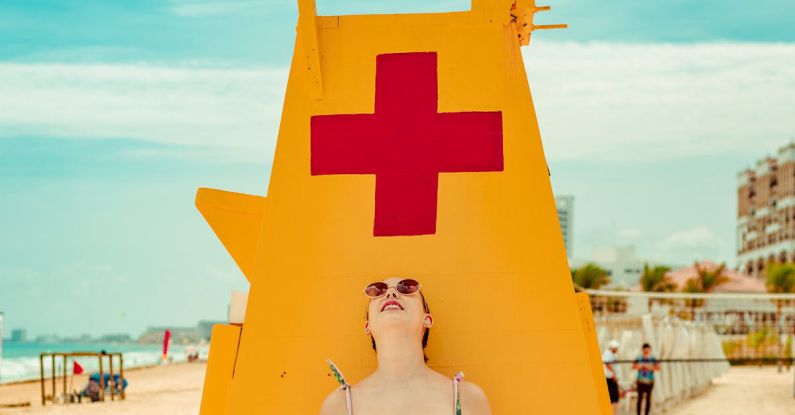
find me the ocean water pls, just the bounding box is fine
[0,342,208,384]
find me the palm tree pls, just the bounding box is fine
[681,261,730,320]
[571,263,611,290]
[766,262,795,293]
[681,278,704,320]
[571,263,611,315]
[639,264,674,311]
[766,263,795,371]
[695,261,730,293]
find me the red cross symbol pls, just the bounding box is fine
[311,52,504,236]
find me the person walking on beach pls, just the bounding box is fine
[602,339,621,413]
[632,343,659,415]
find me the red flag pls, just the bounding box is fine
[73,361,84,375]
[162,329,172,360]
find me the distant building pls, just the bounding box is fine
[623,261,770,317]
[139,320,224,345]
[571,245,665,289]
[737,143,795,278]
[197,320,223,340]
[555,195,574,258]
[34,334,60,343]
[590,245,642,288]
[10,329,27,343]
[99,333,132,343]
[139,326,199,345]
[635,260,766,293]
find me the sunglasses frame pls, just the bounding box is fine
[363,279,422,299]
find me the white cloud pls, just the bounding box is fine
[617,228,641,240]
[524,41,795,162]
[657,226,725,263]
[0,62,287,161]
[662,226,722,249]
[0,42,792,164]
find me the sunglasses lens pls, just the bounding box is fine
[364,282,389,298]
[397,279,420,295]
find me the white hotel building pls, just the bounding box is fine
[737,143,795,278]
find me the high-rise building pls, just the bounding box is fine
[737,143,795,278]
[10,328,27,343]
[570,245,647,288]
[555,195,574,258]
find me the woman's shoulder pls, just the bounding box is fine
[319,388,348,415]
[459,380,492,415]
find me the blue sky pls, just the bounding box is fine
[1,0,794,338]
[2,0,794,64]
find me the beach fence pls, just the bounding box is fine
[587,290,795,363]
[39,352,125,406]
[595,313,729,413]
[587,290,795,412]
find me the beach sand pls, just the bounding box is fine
[3,364,794,414]
[666,366,795,415]
[0,363,204,414]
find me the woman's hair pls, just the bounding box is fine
[367,291,431,362]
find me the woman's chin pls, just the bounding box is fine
[374,314,415,330]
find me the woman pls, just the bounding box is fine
[320,277,492,415]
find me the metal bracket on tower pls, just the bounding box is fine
[511,0,567,46]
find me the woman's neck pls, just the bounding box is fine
[373,330,427,381]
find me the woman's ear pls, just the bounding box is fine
[424,315,433,328]
[364,321,370,335]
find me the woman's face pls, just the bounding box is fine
[367,277,428,342]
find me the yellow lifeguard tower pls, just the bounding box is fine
[196,0,610,413]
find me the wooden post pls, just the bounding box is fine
[98,355,105,402]
[50,354,55,403]
[62,355,67,402]
[119,353,126,400]
[39,354,46,406]
[109,355,115,401]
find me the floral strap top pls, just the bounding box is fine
[327,359,464,415]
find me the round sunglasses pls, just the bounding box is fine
[363,279,422,298]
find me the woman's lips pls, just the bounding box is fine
[381,300,404,312]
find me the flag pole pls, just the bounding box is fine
[162,329,172,363]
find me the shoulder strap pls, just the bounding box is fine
[343,385,353,415]
[326,359,353,415]
[453,372,464,415]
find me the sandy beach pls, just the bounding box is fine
[2,364,794,414]
[666,366,795,415]
[0,363,204,415]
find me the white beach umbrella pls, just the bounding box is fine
[673,325,690,399]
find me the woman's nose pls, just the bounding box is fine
[386,287,399,298]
